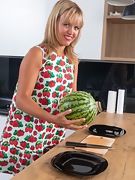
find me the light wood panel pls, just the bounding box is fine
[102,0,135,61]
[11,112,135,180]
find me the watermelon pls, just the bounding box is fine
[59,91,98,125]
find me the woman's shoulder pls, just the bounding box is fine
[35,44,48,54]
[26,44,48,59]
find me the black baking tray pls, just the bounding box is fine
[51,151,108,176]
[89,124,126,138]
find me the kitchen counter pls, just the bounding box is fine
[11,112,135,180]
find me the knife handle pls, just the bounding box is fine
[66,141,86,147]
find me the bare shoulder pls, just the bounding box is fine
[26,46,43,59]
[22,46,43,69]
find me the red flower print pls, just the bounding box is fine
[24,151,31,159]
[53,110,59,115]
[11,106,16,112]
[20,141,27,149]
[3,132,12,138]
[0,151,8,158]
[14,113,22,120]
[39,98,50,105]
[45,62,53,70]
[54,66,62,72]
[63,91,69,97]
[1,145,8,151]
[10,137,19,146]
[34,119,38,124]
[33,131,37,136]
[10,148,18,155]
[36,141,42,149]
[43,88,51,97]
[43,91,50,97]
[46,107,51,112]
[0,161,8,166]
[46,134,53,139]
[68,82,73,88]
[52,92,59,98]
[16,163,21,169]
[52,99,58,108]
[35,83,44,90]
[25,123,33,133]
[41,71,50,78]
[35,125,45,132]
[24,115,31,122]
[25,135,37,143]
[58,130,64,136]
[37,92,42,97]
[50,54,56,61]
[39,119,44,124]
[9,156,17,164]
[15,130,24,137]
[33,155,39,161]
[64,74,72,80]
[10,120,23,128]
[57,85,65,91]
[52,136,59,145]
[59,60,65,66]
[63,69,66,73]
[7,126,12,131]
[56,73,63,83]
[41,71,54,78]
[63,80,67,84]
[20,159,27,165]
[49,81,55,87]
[46,124,53,132]
[66,68,72,72]
[30,145,35,150]
[39,78,43,83]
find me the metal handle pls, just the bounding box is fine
[66,141,87,147]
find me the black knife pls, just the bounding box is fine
[66,141,112,149]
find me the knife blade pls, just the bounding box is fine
[66,141,112,149]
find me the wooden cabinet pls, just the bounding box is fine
[101,0,135,61]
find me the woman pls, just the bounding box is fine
[0,0,86,175]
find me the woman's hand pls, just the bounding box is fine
[53,109,87,130]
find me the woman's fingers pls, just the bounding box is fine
[68,118,86,125]
[67,123,88,130]
[66,118,87,130]
[60,109,72,116]
[58,109,87,130]
[60,110,86,123]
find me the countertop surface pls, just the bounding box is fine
[11,112,135,180]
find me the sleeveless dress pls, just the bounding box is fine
[0,45,74,175]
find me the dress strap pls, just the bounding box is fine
[35,45,48,59]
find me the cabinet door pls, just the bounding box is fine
[74,0,105,59]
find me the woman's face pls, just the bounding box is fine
[56,11,80,48]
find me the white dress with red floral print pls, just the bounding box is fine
[0,45,74,175]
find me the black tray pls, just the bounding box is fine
[51,151,108,176]
[89,124,126,138]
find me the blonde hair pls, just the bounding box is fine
[42,0,83,64]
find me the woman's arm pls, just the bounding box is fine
[16,48,86,130]
[16,46,46,119]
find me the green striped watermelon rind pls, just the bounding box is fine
[59,91,98,126]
